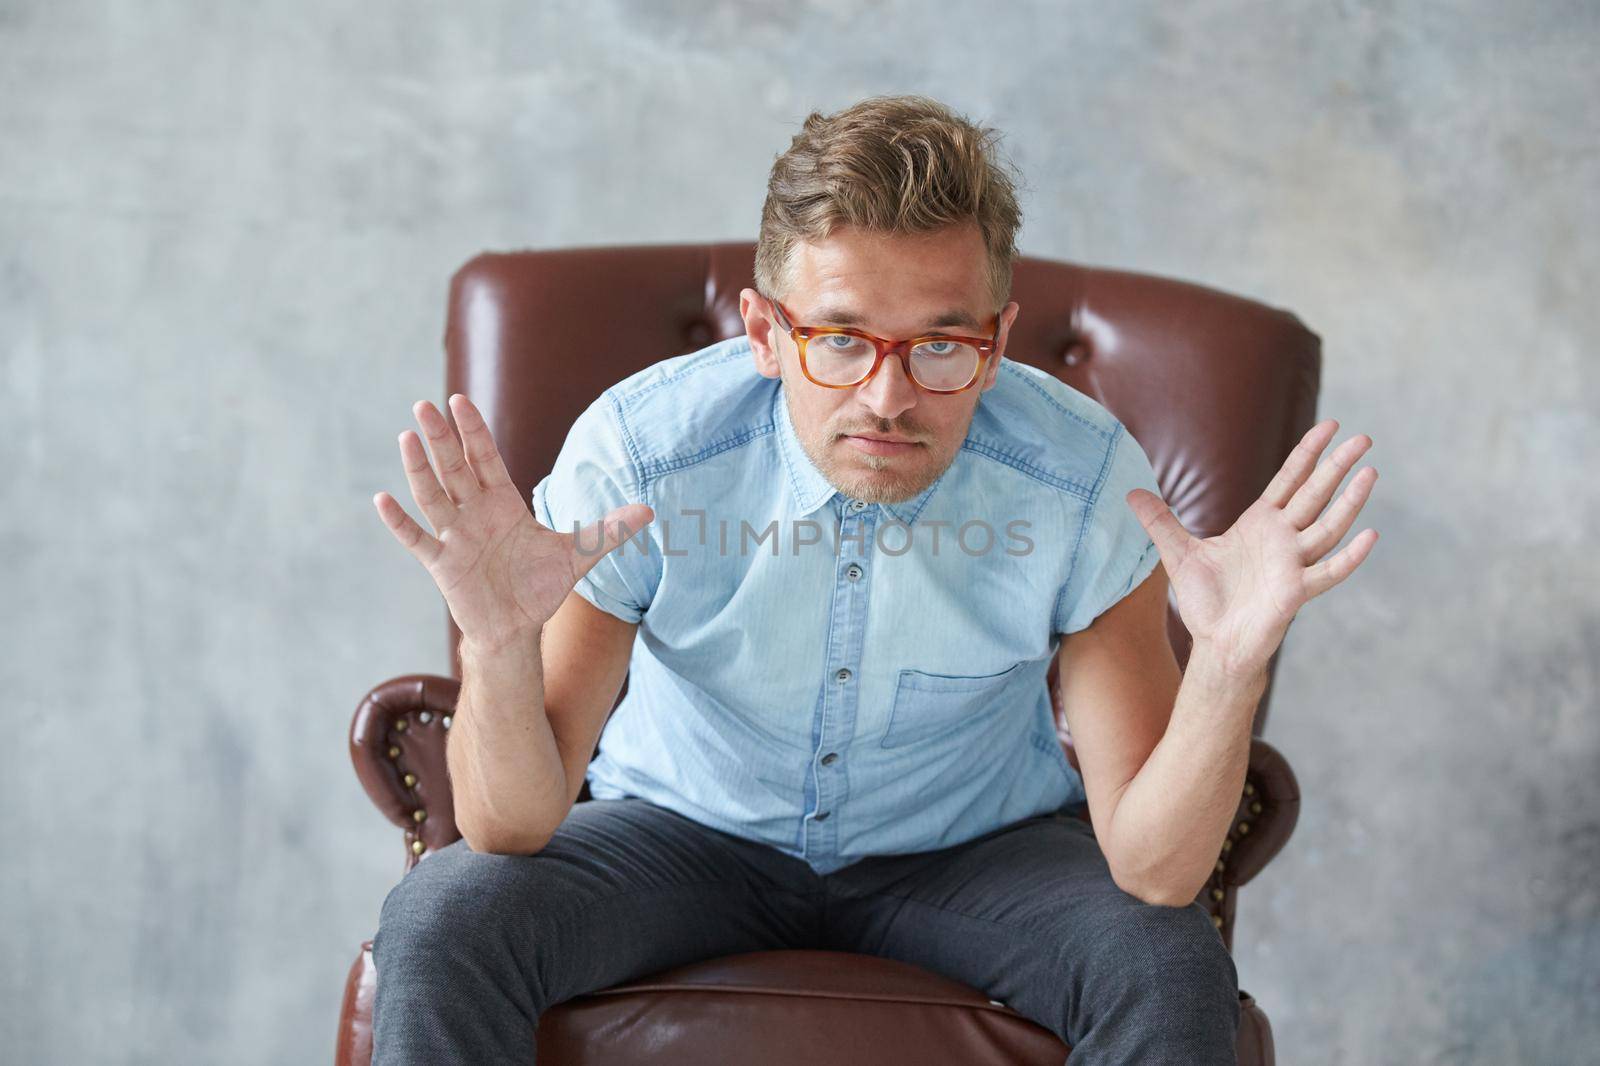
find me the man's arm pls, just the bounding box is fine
[540,590,637,816]
[1060,418,1378,906]
[1053,563,1266,907]
[449,590,636,854]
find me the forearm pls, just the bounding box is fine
[1100,643,1268,906]
[448,634,570,853]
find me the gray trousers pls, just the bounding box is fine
[371,796,1240,1064]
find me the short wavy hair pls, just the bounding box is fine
[755,94,1024,313]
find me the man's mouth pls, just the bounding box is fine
[841,433,923,455]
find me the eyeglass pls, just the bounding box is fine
[762,293,1000,394]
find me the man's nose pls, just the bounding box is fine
[855,350,919,422]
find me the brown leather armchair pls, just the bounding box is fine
[337,242,1316,1065]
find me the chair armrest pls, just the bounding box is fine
[350,674,463,871]
[1220,737,1300,888]
[1198,736,1300,949]
[334,940,376,1066]
[1065,736,1299,950]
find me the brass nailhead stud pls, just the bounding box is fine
[419,711,433,724]
[1222,839,1233,852]
[1243,782,1255,796]
[387,746,400,759]
[1237,821,1251,835]
[1216,859,1226,873]
[1211,888,1225,902]
[411,840,425,856]
[395,718,408,732]
[1250,801,1262,815]
[413,809,427,824]
[1212,914,1224,928]
[442,716,453,729]
[403,773,417,788]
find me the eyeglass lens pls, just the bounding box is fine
[805,334,979,390]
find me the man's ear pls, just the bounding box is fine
[980,300,1021,392]
[739,288,783,380]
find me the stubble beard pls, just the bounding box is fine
[783,387,953,506]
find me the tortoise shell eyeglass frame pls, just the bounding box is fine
[759,292,1002,394]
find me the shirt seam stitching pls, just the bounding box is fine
[619,343,752,407]
[640,423,775,481]
[961,438,1099,499]
[603,387,650,501]
[1002,362,1109,437]
[1052,422,1124,633]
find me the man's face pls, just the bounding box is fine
[739,222,1020,505]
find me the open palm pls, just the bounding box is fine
[1126,419,1379,677]
[372,393,653,654]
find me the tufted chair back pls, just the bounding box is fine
[440,240,1318,726]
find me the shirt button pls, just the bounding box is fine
[821,752,838,765]
[845,563,863,581]
[850,499,866,512]
[815,810,830,821]
[835,668,852,683]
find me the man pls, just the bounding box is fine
[369,94,1378,1064]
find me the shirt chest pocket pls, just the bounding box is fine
[879,662,1026,749]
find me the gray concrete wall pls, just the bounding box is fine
[3,2,1595,1062]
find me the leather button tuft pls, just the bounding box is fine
[685,321,714,347]
[1061,342,1089,367]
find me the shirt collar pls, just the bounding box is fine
[880,467,946,526]
[774,386,838,518]
[773,386,949,525]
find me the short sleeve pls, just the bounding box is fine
[529,392,660,624]
[1052,423,1164,635]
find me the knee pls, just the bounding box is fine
[1089,901,1239,1004]
[1059,902,1240,1060]
[373,839,543,967]
[370,840,564,1050]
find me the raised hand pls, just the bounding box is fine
[1124,418,1379,679]
[372,393,653,654]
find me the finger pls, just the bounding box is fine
[1125,488,1192,570]
[567,504,655,580]
[447,393,517,492]
[1260,419,1340,509]
[373,491,443,568]
[414,398,483,505]
[397,429,457,534]
[1284,432,1373,530]
[1303,527,1379,599]
[1298,466,1378,562]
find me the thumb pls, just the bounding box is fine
[569,503,655,579]
[1124,488,1191,568]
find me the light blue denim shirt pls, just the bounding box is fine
[530,335,1163,875]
